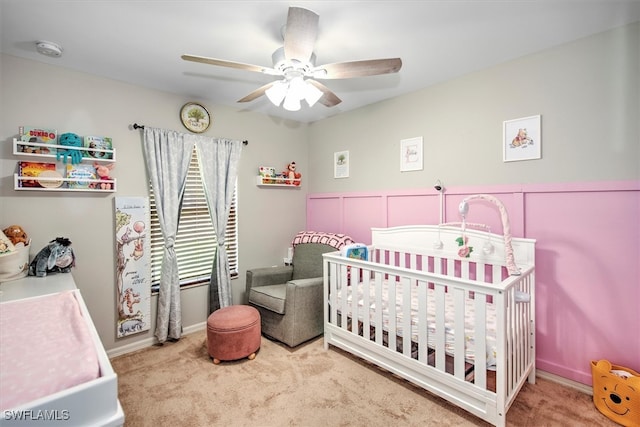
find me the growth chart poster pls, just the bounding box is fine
[114,197,151,338]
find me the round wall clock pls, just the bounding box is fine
[180,102,211,133]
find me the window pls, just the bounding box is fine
[149,145,238,291]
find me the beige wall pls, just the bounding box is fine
[307,22,639,193]
[0,54,309,353]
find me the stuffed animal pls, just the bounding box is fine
[57,133,84,164]
[94,162,115,190]
[28,237,76,277]
[2,225,28,246]
[282,161,301,186]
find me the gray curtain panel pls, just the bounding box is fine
[194,137,243,313]
[143,127,195,343]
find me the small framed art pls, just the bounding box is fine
[503,115,541,162]
[400,137,423,172]
[334,151,349,178]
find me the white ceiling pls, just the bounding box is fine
[2,1,639,124]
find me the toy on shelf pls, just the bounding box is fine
[28,237,76,277]
[93,162,115,190]
[282,161,301,186]
[57,133,84,164]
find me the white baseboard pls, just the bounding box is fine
[537,369,593,395]
[107,321,207,359]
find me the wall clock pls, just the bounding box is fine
[180,102,211,133]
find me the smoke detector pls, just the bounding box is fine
[35,41,63,57]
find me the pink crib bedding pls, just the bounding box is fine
[0,291,100,410]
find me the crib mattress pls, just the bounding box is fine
[0,290,101,410]
[334,281,498,368]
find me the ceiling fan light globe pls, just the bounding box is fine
[283,94,301,111]
[288,76,306,97]
[265,81,288,106]
[304,80,323,107]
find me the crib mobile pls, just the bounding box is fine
[435,193,521,276]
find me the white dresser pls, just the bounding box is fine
[0,273,77,302]
[0,273,125,426]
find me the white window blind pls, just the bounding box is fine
[149,145,238,289]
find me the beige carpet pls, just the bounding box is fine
[111,331,616,427]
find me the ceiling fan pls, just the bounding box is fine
[181,6,402,111]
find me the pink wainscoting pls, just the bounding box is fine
[307,181,639,386]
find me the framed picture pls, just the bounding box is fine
[400,137,423,172]
[180,102,211,133]
[503,115,541,162]
[334,151,349,178]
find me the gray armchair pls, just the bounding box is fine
[245,232,353,347]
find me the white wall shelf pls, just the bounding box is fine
[12,138,117,193]
[13,174,116,192]
[13,138,116,162]
[256,176,301,188]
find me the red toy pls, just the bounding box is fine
[282,161,301,186]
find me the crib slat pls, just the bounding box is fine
[453,288,466,379]
[374,271,383,345]
[492,264,502,284]
[474,293,488,389]
[447,258,455,278]
[434,283,446,371]
[507,288,515,393]
[340,264,349,329]
[434,256,442,275]
[329,262,338,325]
[350,267,360,335]
[461,260,470,281]
[417,280,429,363]
[362,269,371,340]
[388,273,397,352]
[402,277,412,356]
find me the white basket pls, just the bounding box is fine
[0,244,30,282]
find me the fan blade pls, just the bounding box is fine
[237,82,275,103]
[307,79,342,107]
[182,54,277,74]
[283,7,319,62]
[315,58,402,79]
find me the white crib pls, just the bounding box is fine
[323,225,536,427]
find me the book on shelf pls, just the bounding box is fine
[66,164,97,189]
[84,136,113,159]
[18,161,57,188]
[259,166,276,184]
[17,126,57,155]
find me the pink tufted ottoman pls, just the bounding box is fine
[207,305,261,364]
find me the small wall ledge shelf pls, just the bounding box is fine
[13,175,116,192]
[12,138,117,193]
[256,176,301,188]
[13,138,116,162]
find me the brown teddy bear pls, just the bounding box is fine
[2,225,28,245]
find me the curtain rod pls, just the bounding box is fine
[131,123,248,145]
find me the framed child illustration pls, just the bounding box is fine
[503,115,541,162]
